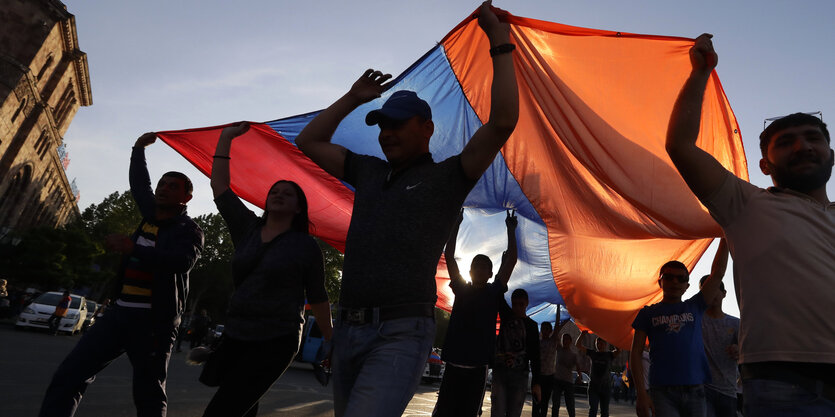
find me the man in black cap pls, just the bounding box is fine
[295,2,518,415]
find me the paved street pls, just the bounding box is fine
[0,323,636,416]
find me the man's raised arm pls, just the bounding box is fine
[444,210,465,285]
[130,132,159,220]
[665,33,729,201]
[460,0,519,181]
[699,238,729,304]
[495,210,518,286]
[295,70,393,179]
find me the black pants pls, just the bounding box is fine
[433,363,489,417]
[47,314,64,333]
[553,378,576,417]
[588,383,611,417]
[39,306,176,417]
[536,376,576,417]
[202,334,299,417]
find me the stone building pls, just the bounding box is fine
[0,0,91,238]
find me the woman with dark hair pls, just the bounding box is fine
[203,122,333,417]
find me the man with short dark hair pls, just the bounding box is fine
[295,2,518,415]
[577,332,620,417]
[698,274,739,417]
[492,288,541,417]
[39,133,204,417]
[433,210,518,417]
[665,33,835,416]
[630,239,728,417]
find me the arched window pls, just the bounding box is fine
[10,98,26,123]
[36,54,54,81]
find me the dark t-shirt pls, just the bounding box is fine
[341,152,477,307]
[215,189,328,341]
[495,299,542,385]
[441,279,507,366]
[586,350,616,389]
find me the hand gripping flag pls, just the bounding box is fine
[157,8,747,348]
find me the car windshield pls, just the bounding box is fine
[34,293,81,309]
[86,300,96,310]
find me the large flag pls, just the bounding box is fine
[157,8,747,348]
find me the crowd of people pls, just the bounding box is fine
[32,2,833,417]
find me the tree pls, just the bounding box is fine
[316,238,343,304]
[187,213,234,320]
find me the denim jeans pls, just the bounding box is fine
[650,385,706,417]
[704,386,736,417]
[491,366,529,417]
[39,306,176,417]
[743,378,835,417]
[331,316,435,417]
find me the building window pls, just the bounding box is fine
[11,98,26,123]
[36,54,54,81]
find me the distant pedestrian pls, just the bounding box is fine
[433,210,518,417]
[47,290,72,335]
[533,307,572,417]
[577,331,620,417]
[189,309,211,349]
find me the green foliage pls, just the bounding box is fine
[433,308,451,348]
[316,238,343,304]
[187,213,235,320]
[0,222,103,290]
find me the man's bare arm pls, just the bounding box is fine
[699,238,729,304]
[211,122,249,197]
[460,1,519,180]
[666,33,729,201]
[444,210,465,285]
[494,210,518,286]
[296,69,393,179]
[630,329,653,417]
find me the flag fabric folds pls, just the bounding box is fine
[157,8,747,348]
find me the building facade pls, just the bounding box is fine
[0,0,91,238]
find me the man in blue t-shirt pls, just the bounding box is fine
[630,239,728,417]
[433,210,517,417]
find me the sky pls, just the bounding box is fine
[61,0,835,318]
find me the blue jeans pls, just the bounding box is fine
[743,378,835,417]
[331,316,435,417]
[39,306,176,417]
[650,385,706,417]
[704,386,736,417]
[491,366,529,417]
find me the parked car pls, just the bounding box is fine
[298,316,329,364]
[82,300,98,330]
[422,349,444,383]
[15,291,88,335]
[573,371,590,395]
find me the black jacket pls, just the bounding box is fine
[112,147,203,330]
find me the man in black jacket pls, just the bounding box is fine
[39,133,204,417]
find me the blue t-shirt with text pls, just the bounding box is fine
[632,294,710,386]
